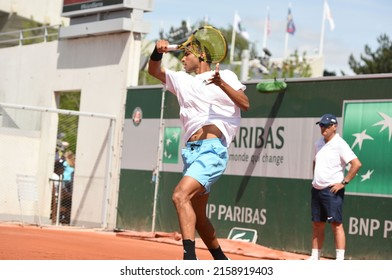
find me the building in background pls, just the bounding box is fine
[0,0,69,32]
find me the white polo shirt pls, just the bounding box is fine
[164,68,246,147]
[312,133,357,189]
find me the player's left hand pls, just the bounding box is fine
[207,63,222,86]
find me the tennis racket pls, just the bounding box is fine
[167,25,227,63]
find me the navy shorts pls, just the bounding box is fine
[311,187,345,223]
[182,138,228,193]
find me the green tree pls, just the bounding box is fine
[219,27,249,64]
[323,69,336,76]
[348,34,392,74]
[58,92,80,154]
[21,17,58,45]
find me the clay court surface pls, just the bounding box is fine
[0,222,308,260]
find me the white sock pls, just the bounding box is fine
[336,249,345,260]
[310,249,321,260]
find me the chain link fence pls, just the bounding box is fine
[49,113,78,226]
[0,103,116,228]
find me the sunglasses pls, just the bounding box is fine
[319,123,334,128]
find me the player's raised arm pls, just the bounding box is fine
[208,63,250,111]
[148,40,169,84]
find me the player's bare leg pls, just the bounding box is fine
[192,192,228,260]
[192,193,217,247]
[172,176,204,260]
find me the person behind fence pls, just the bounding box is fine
[63,151,75,192]
[61,150,75,224]
[309,113,362,260]
[55,132,69,161]
[148,39,249,260]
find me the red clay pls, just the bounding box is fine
[0,223,308,260]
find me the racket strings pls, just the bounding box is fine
[180,26,227,63]
[194,28,227,63]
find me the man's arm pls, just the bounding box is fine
[343,158,362,183]
[208,63,250,111]
[220,85,249,112]
[148,40,169,83]
[331,157,362,193]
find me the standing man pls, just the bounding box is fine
[148,38,249,260]
[309,113,362,260]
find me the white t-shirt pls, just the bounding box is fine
[312,133,357,189]
[164,68,246,147]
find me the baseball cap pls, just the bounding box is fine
[316,113,338,125]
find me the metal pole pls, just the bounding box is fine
[151,87,166,233]
[319,0,327,57]
[240,49,250,81]
[19,30,23,46]
[56,178,62,226]
[101,118,116,229]
[44,26,48,42]
[0,103,116,120]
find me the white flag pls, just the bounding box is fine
[233,12,250,40]
[324,0,335,31]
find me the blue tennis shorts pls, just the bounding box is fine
[311,187,345,223]
[182,138,228,193]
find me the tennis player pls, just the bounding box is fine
[148,39,249,260]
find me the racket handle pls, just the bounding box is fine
[167,44,179,51]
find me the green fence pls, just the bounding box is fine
[118,75,392,259]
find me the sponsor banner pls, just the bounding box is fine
[225,118,318,179]
[162,127,181,164]
[343,100,392,197]
[121,119,161,171]
[122,117,326,180]
[121,119,183,171]
[227,227,258,243]
[123,110,391,192]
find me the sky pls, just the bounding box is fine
[144,0,392,76]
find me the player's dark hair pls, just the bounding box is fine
[187,40,212,64]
